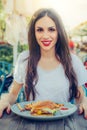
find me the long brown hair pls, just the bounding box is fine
[25,8,79,101]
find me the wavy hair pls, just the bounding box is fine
[25,8,79,101]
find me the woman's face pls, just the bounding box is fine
[35,16,58,52]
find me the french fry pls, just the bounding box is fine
[16,103,25,112]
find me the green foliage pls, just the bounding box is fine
[26,16,31,24]
[0,0,6,40]
[0,44,13,64]
[0,43,28,65]
[0,0,3,11]
[18,42,28,53]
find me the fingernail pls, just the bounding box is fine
[7,110,11,114]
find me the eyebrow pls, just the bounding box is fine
[36,26,56,28]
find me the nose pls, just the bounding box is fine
[43,31,49,39]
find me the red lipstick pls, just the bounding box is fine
[41,40,51,46]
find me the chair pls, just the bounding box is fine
[0,70,6,95]
[3,74,13,92]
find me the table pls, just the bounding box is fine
[0,111,87,130]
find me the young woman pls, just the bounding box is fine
[0,8,87,119]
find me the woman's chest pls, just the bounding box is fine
[35,66,70,102]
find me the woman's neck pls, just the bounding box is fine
[40,49,56,60]
[38,50,60,71]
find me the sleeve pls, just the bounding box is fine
[71,54,87,86]
[13,51,28,84]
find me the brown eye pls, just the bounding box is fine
[48,27,56,32]
[36,28,43,32]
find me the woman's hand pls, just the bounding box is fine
[0,100,11,118]
[75,86,87,119]
[0,81,23,118]
[0,91,18,118]
[0,93,12,118]
[78,97,87,119]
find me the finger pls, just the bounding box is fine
[83,105,87,119]
[0,101,10,118]
[79,104,87,119]
[0,109,3,118]
[6,104,11,114]
[0,107,6,118]
[78,104,84,114]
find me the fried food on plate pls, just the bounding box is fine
[25,100,64,116]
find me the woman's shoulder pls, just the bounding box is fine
[18,50,29,62]
[70,53,87,86]
[71,53,82,64]
[19,50,29,58]
[71,53,85,71]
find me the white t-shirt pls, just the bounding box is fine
[14,50,87,102]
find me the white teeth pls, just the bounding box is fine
[43,42,49,44]
[42,41,50,44]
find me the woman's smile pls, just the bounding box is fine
[41,40,52,46]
